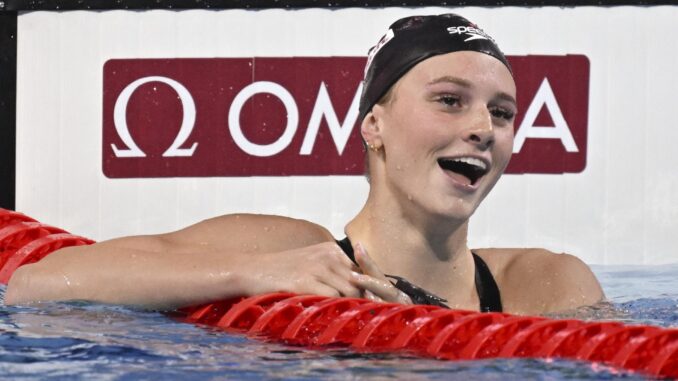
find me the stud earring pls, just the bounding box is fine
[368,143,381,152]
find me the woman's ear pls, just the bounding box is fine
[360,104,385,149]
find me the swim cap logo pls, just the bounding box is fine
[364,28,395,77]
[446,26,493,43]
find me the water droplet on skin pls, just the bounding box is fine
[396,165,402,171]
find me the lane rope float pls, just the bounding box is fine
[0,208,676,378]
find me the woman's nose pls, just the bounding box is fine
[463,109,494,150]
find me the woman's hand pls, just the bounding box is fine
[350,243,413,305]
[235,241,411,305]
[236,242,363,298]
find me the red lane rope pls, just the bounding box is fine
[0,208,676,378]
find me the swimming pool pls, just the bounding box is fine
[0,264,676,380]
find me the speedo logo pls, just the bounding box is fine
[446,26,493,42]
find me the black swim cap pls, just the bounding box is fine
[359,14,511,121]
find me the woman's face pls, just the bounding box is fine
[369,51,516,221]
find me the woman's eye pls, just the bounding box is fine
[437,95,461,107]
[489,107,515,121]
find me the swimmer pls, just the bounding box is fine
[5,14,604,314]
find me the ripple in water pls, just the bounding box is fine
[0,265,675,380]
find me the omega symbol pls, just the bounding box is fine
[112,76,198,157]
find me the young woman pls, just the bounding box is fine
[5,14,604,315]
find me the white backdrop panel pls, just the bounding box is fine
[16,6,678,265]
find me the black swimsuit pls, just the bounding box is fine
[336,237,503,312]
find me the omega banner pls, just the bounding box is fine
[102,55,588,178]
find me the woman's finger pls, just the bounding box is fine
[351,272,412,305]
[320,242,357,269]
[299,281,342,298]
[318,270,362,298]
[353,243,389,282]
[364,289,383,303]
[352,243,412,304]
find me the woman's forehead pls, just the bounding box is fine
[399,51,516,96]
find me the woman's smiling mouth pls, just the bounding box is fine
[437,156,490,188]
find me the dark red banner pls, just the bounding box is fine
[102,55,588,178]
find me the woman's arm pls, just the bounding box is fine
[497,248,605,315]
[5,214,363,310]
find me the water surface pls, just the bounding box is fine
[1,265,676,380]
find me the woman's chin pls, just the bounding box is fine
[424,200,479,225]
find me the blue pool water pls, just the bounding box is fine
[0,265,676,380]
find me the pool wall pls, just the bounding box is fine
[6,4,678,265]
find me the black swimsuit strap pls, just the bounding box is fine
[336,237,448,307]
[472,252,503,312]
[336,237,356,263]
[335,237,503,312]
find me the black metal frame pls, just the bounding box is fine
[2,0,675,10]
[0,12,16,210]
[0,1,673,209]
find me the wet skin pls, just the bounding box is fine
[5,52,604,314]
[349,51,603,313]
[362,51,517,227]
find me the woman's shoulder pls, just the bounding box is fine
[162,213,336,254]
[203,213,332,237]
[473,248,604,314]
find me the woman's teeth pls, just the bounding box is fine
[437,157,489,185]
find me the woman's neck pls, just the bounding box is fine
[345,195,478,308]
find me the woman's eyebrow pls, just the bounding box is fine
[426,76,517,106]
[427,76,472,88]
[495,92,517,107]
